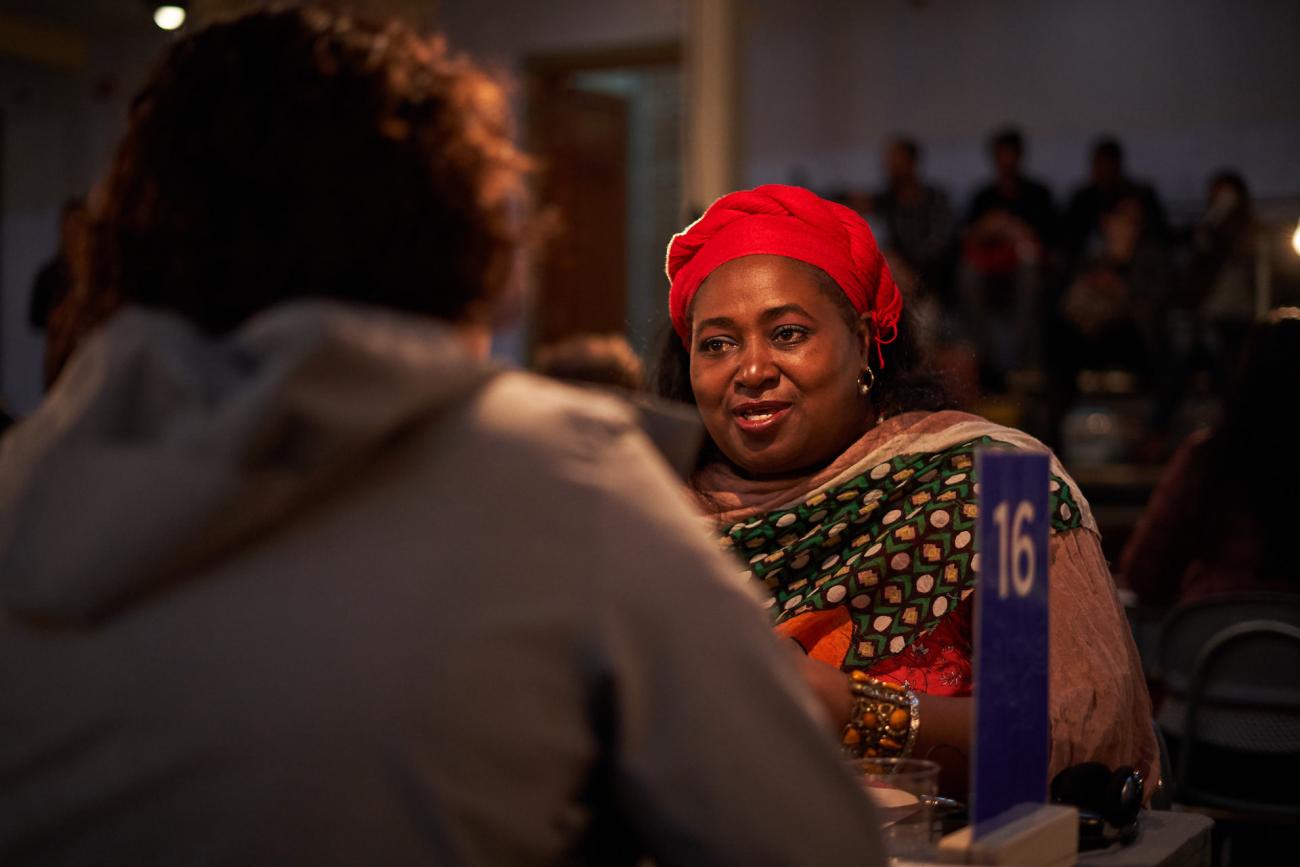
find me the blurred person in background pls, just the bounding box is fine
[28,199,87,332]
[1049,193,1177,462]
[653,184,1156,797]
[1057,193,1173,385]
[533,332,644,391]
[871,136,956,304]
[30,199,90,391]
[0,9,885,866]
[1119,307,1300,607]
[533,335,709,479]
[1189,169,1259,385]
[1138,170,1260,454]
[958,127,1057,389]
[1062,137,1168,272]
[880,252,979,413]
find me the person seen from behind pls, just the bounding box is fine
[0,9,884,865]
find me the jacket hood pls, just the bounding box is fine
[0,301,494,625]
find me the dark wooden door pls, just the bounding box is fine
[530,85,628,347]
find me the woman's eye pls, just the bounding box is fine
[773,326,807,343]
[700,337,734,353]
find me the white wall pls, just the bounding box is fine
[739,0,1300,211]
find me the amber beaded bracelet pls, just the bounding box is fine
[840,671,920,761]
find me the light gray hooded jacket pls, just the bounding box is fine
[0,303,881,866]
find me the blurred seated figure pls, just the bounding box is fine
[1057,194,1172,383]
[1134,170,1258,456]
[0,9,884,866]
[882,253,979,412]
[1188,169,1259,386]
[1062,137,1168,271]
[1119,308,1300,606]
[533,332,643,391]
[30,200,89,392]
[28,199,86,332]
[958,127,1057,388]
[871,136,955,303]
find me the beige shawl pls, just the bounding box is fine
[693,410,1159,787]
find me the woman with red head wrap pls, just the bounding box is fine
[654,185,1157,798]
[667,185,903,363]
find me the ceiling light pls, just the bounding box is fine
[154,5,187,31]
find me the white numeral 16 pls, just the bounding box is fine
[992,500,1036,599]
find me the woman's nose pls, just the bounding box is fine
[734,346,779,391]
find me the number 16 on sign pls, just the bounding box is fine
[971,450,1051,836]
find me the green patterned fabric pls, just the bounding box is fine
[720,437,1083,667]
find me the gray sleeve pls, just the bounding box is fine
[585,431,886,867]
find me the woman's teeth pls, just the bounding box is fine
[742,411,775,421]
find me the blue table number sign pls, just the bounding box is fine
[971,449,1051,837]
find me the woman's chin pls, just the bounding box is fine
[727,448,808,481]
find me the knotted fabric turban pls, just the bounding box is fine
[666,184,903,365]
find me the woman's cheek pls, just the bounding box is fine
[692,366,727,409]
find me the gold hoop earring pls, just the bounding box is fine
[858,366,875,396]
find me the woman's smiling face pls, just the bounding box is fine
[688,254,873,479]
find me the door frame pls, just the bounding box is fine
[522,41,682,359]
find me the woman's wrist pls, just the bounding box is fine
[785,648,856,732]
[841,672,920,760]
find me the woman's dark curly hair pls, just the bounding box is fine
[68,5,528,342]
[652,260,949,418]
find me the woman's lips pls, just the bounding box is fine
[731,401,793,434]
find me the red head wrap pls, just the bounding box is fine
[666,184,903,365]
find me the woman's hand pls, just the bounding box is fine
[786,643,973,797]
[786,643,853,730]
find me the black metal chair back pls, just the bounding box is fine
[1157,593,1300,814]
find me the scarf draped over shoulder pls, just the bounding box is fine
[693,411,1094,669]
[692,410,1158,789]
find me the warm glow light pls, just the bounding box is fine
[154,5,186,31]
[1292,219,1300,257]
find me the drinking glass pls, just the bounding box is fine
[847,757,941,861]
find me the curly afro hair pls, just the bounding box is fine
[77,5,529,338]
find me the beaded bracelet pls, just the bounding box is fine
[840,671,920,761]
